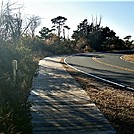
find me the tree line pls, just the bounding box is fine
[0,0,133,53]
[39,15,134,52]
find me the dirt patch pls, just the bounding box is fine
[61,58,134,134]
[122,54,134,62]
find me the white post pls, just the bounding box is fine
[12,60,17,81]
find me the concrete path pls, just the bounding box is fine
[28,56,116,134]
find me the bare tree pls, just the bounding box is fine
[29,15,41,38]
[0,1,23,40]
[0,1,41,41]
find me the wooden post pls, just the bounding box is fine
[12,60,17,81]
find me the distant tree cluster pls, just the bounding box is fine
[38,16,75,54]
[72,16,134,52]
[39,15,133,53]
[39,16,70,40]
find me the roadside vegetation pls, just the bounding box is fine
[0,2,42,133]
[0,1,133,134]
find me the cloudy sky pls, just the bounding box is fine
[1,0,134,39]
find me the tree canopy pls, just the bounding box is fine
[71,16,131,51]
[51,16,67,37]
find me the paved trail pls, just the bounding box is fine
[28,56,116,134]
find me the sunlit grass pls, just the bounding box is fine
[123,54,134,62]
[62,58,134,134]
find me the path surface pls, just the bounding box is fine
[28,56,116,134]
[65,53,134,89]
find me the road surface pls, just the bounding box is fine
[65,53,134,90]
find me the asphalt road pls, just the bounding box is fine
[65,53,134,90]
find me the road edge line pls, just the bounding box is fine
[64,56,134,91]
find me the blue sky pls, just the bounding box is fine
[1,0,134,39]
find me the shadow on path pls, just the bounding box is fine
[28,57,116,134]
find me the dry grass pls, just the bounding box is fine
[122,54,134,62]
[61,58,134,134]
